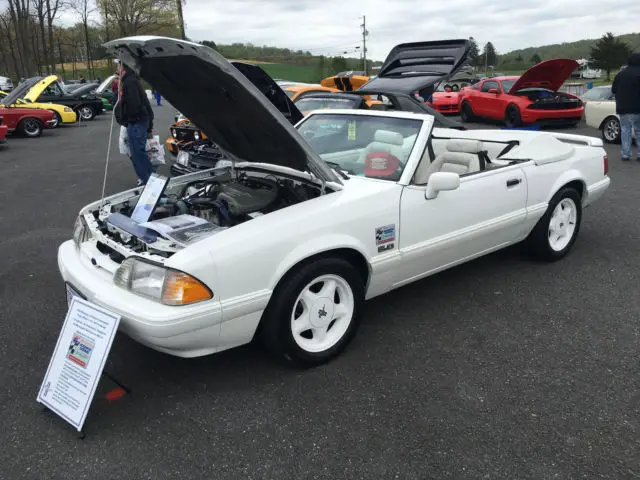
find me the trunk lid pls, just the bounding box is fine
[508,59,579,93]
[103,36,340,184]
[359,39,471,94]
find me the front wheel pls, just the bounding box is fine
[460,101,474,122]
[505,105,523,128]
[601,116,621,144]
[525,187,582,262]
[77,105,95,121]
[259,257,365,367]
[18,118,43,137]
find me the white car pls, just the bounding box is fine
[57,36,611,367]
[583,85,636,144]
[0,75,14,92]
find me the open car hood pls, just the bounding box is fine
[359,39,471,94]
[230,61,304,125]
[23,75,58,102]
[321,72,371,92]
[103,36,340,184]
[0,77,39,106]
[508,59,579,93]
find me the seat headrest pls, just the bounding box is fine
[446,139,483,154]
[374,129,404,146]
[439,151,474,167]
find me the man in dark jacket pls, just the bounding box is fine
[114,61,155,184]
[612,52,640,161]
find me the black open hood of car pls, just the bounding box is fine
[230,61,304,125]
[0,77,39,106]
[103,36,340,184]
[359,39,471,95]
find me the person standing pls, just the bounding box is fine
[152,89,162,106]
[612,52,640,162]
[114,60,155,185]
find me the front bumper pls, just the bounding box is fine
[57,239,226,357]
[522,107,584,125]
[430,103,460,114]
[60,111,77,124]
[45,119,57,128]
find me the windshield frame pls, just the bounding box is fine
[294,109,433,186]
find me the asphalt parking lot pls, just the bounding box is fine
[1,105,639,479]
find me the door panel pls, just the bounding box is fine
[395,165,528,286]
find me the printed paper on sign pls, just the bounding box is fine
[66,332,95,369]
[375,224,396,252]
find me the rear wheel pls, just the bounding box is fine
[18,118,43,137]
[460,101,474,122]
[601,116,621,144]
[259,257,365,368]
[525,187,582,261]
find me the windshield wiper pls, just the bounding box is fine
[324,161,350,180]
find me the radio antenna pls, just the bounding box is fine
[100,73,121,208]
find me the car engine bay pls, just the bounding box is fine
[516,89,583,110]
[86,168,330,260]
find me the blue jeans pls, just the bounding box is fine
[126,120,153,184]
[620,113,640,159]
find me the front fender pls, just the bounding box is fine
[269,234,371,291]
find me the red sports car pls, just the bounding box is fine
[458,59,584,128]
[427,86,461,114]
[0,105,56,137]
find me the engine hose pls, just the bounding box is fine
[213,200,232,225]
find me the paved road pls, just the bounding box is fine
[1,107,639,479]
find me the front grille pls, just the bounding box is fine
[529,100,582,110]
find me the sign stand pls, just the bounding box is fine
[41,370,131,439]
[37,296,124,438]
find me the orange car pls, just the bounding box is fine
[165,117,208,155]
[282,84,341,101]
[320,71,370,91]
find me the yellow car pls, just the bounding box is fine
[320,72,370,91]
[0,89,77,127]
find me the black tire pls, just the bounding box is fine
[259,257,365,368]
[50,111,62,128]
[601,116,621,144]
[525,187,582,262]
[505,105,523,128]
[77,105,95,121]
[18,118,43,137]
[460,101,474,122]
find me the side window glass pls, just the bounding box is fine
[480,81,498,93]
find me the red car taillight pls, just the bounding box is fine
[603,155,609,175]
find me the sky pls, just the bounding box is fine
[179,0,640,61]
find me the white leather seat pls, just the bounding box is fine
[357,130,405,166]
[414,138,484,184]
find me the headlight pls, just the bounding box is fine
[73,215,90,248]
[177,150,190,166]
[194,131,200,140]
[171,128,177,138]
[113,257,213,306]
[64,107,73,112]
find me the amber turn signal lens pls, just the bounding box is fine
[162,271,212,305]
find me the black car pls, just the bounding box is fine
[21,76,104,121]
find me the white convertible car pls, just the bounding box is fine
[583,84,636,144]
[58,37,611,367]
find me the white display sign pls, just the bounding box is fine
[37,294,121,432]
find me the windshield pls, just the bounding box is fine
[294,97,359,112]
[581,86,612,100]
[97,75,115,93]
[284,89,296,99]
[501,80,516,92]
[297,113,423,181]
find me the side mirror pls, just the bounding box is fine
[425,172,460,200]
[488,88,500,94]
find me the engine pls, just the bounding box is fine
[519,90,583,110]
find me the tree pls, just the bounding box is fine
[590,32,633,81]
[72,0,98,77]
[201,40,217,51]
[515,54,523,63]
[468,37,480,67]
[98,0,180,37]
[481,42,497,70]
[530,53,542,64]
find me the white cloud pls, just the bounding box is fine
[181,0,640,60]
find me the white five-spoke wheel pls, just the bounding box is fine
[260,257,365,367]
[548,198,578,252]
[291,274,355,353]
[526,186,582,261]
[601,117,621,144]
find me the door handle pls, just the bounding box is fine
[506,178,521,187]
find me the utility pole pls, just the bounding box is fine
[177,0,186,40]
[360,15,368,75]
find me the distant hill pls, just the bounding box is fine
[500,33,640,64]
